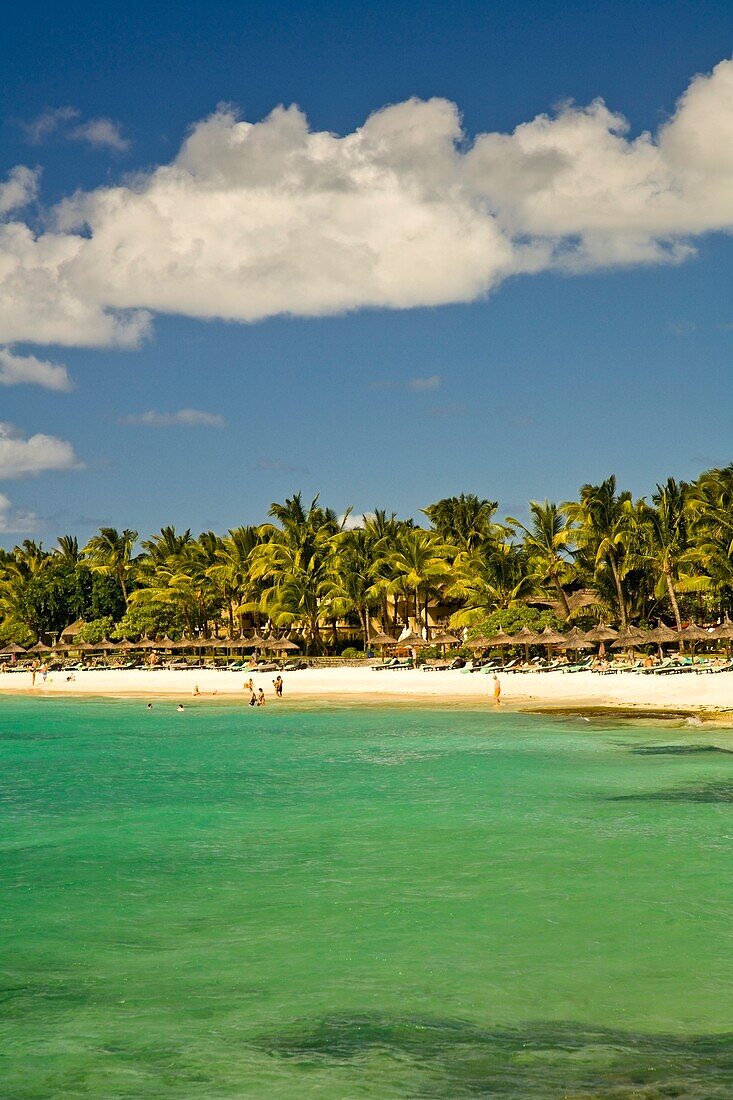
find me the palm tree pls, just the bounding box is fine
[446,542,534,626]
[562,478,636,629]
[634,478,693,630]
[55,535,81,563]
[687,466,733,585]
[325,527,383,648]
[387,528,452,636]
[82,528,138,606]
[508,501,575,618]
[423,494,502,552]
[249,495,343,652]
[140,526,194,564]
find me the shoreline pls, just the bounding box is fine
[2,665,733,724]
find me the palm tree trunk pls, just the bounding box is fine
[665,572,682,631]
[360,608,369,650]
[609,557,628,629]
[554,579,571,619]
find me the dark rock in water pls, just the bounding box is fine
[610,783,733,803]
[251,1013,733,1097]
[630,744,733,755]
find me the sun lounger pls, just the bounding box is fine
[422,657,466,671]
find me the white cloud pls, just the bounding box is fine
[0,347,73,391]
[69,118,130,152]
[22,106,129,151]
[0,166,39,216]
[1,58,732,349]
[22,106,80,144]
[338,511,374,529]
[407,374,442,391]
[120,408,225,427]
[0,492,37,533]
[0,422,79,478]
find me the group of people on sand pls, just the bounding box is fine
[30,661,49,686]
[243,674,283,708]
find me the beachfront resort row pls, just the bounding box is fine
[4,473,733,671]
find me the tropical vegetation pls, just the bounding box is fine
[3,470,733,652]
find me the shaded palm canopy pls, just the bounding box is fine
[4,473,733,656]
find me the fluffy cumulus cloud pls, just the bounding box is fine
[0,422,79,478]
[0,347,73,390]
[119,408,225,427]
[0,492,37,533]
[1,59,732,349]
[0,166,39,216]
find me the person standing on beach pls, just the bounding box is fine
[273,675,283,698]
[31,661,38,687]
[492,674,501,706]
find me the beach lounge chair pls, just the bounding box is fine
[561,657,594,674]
[422,657,466,671]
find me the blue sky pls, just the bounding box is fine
[0,0,731,544]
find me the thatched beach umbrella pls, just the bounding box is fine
[0,641,26,656]
[679,623,711,661]
[710,618,733,658]
[484,629,515,665]
[644,622,680,657]
[513,625,540,663]
[367,631,400,648]
[465,635,490,650]
[584,624,619,642]
[269,638,301,653]
[534,625,564,662]
[611,627,649,652]
[398,631,430,648]
[27,640,51,654]
[583,622,619,659]
[244,633,266,650]
[560,626,594,654]
[430,630,460,658]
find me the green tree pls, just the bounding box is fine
[508,501,576,618]
[82,528,138,606]
[562,478,636,629]
[423,494,502,552]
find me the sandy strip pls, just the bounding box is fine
[1,664,732,719]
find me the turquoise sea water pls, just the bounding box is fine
[1,698,733,1098]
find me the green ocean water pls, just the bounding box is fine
[1,698,733,1098]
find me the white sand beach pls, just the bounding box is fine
[2,664,732,716]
